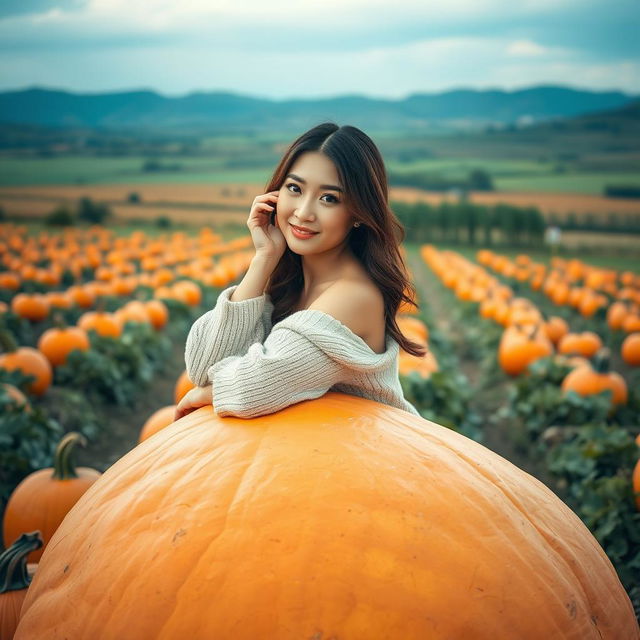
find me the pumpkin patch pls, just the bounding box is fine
[0,221,638,629]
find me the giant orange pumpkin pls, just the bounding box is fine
[15,393,638,639]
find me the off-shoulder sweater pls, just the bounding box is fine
[184,284,421,419]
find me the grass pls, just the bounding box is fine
[2,155,639,196]
[495,173,640,195]
[0,156,272,187]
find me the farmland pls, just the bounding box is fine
[2,110,640,633]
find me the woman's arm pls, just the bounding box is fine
[184,257,277,386]
[206,324,345,419]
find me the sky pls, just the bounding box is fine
[0,0,638,100]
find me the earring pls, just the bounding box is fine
[353,222,361,228]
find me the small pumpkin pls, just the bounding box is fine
[14,394,638,638]
[498,323,554,376]
[558,331,602,358]
[0,330,52,396]
[621,333,640,367]
[77,310,123,339]
[543,315,569,346]
[10,293,50,323]
[37,320,90,368]
[561,348,628,408]
[144,299,169,331]
[0,531,43,640]
[138,405,178,443]
[2,433,101,563]
[174,370,195,403]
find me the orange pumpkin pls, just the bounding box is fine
[621,333,640,366]
[15,394,638,638]
[561,349,628,408]
[174,369,195,403]
[0,333,52,396]
[543,315,569,346]
[172,280,202,307]
[498,324,554,376]
[398,349,439,378]
[2,433,101,563]
[77,310,123,339]
[37,325,90,367]
[558,331,603,358]
[0,532,43,640]
[145,299,169,331]
[138,405,178,443]
[10,293,50,323]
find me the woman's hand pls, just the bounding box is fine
[248,190,286,263]
[174,384,214,421]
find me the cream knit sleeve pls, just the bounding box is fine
[207,323,345,419]
[184,284,274,387]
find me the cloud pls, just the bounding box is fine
[506,40,550,57]
[0,0,637,96]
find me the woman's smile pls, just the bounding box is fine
[290,224,319,239]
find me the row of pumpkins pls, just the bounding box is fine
[477,250,640,325]
[0,224,253,291]
[422,245,638,409]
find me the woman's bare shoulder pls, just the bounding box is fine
[305,278,384,341]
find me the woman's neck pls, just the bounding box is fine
[299,244,358,295]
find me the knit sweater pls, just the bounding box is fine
[184,284,421,419]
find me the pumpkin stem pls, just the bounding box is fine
[592,347,612,374]
[52,432,87,480]
[0,531,43,593]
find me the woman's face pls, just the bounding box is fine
[277,151,355,255]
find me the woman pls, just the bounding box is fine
[175,122,426,420]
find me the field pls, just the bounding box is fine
[2,181,640,220]
[2,219,639,629]
[2,114,640,632]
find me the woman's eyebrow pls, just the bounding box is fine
[286,173,343,193]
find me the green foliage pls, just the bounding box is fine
[392,199,545,247]
[0,372,63,513]
[400,370,482,441]
[45,206,76,227]
[55,322,172,406]
[604,184,640,199]
[546,424,640,617]
[155,215,172,228]
[77,196,112,225]
[504,357,614,437]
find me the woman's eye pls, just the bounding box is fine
[285,183,339,204]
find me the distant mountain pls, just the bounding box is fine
[0,85,636,134]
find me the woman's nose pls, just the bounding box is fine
[295,198,316,221]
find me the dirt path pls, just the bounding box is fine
[405,244,561,490]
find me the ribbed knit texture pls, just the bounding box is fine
[184,284,421,418]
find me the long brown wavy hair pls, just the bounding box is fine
[264,122,426,357]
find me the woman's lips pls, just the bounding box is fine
[290,224,319,239]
